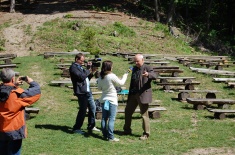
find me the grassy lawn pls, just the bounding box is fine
[13,54,235,155]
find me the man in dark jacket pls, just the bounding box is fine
[123,54,157,140]
[0,68,41,155]
[69,53,99,134]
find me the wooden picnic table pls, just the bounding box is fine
[153,68,184,77]
[186,98,235,110]
[177,90,220,101]
[213,78,235,82]
[0,54,17,58]
[156,76,195,83]
[157,81,200,90]
[96,106,167,119]
[145,61,170,65]
[0,64,17,69]
[207,108,235,119]
[44,51,90,58]
[190,67,235,76]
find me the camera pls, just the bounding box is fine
[90,58,102,67]
[85,57,102,69]
[19,76,28,81]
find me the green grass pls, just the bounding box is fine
[35,18,200,56]
[11,54,235,155]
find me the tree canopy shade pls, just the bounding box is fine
[4,0,235,55]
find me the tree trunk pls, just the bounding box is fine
[153,0,160,22]
[206,0,213,31]
[10,0,15,13]
[167,0,176,24]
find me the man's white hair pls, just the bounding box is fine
[135,54,144,59]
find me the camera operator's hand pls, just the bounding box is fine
[86,61,92,70]
[26,76,33,84]
[15,76,23,85]
[18,76,33,84]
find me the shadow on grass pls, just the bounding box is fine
[35,124,73,134]
[205,114,235,119]
[83,131,103,140]
[114,130,140,138]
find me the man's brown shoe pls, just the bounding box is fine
[139,135,148,140]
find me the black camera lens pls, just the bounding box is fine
[20,76,28,81]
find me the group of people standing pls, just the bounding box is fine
[69,53,157,142]
[0,52,156,154]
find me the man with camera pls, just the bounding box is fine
[0,68,41,155]
[69,53,100,134]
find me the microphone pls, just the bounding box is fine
[127,67,133,73]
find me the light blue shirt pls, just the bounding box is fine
[78,65,90,92]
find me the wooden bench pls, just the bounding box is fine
[0,64,17,69]
[50,79,97,87]
[156,76,195,83]
[96,106,166,119]
[0,54,17,58]
[144,61,170,66]
[153,69,183,77]
[190,67,235,76]
[50,80,72,87]
[0,57,15,64]
[177,90,220,101]
[157,82,200,90]
[118,100,162,107]
[207,108,235,119]
[44,51,90,58]
[186,98,235,110]
[25,107,40,120]
[227,82,235,88]
[213,78,235,82]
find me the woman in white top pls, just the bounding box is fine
[97,60,128,142]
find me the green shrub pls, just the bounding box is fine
[81,27,100,55]
[113,22,136,37]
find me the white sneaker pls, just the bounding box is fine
[108,138,120,142]
[92,127,101,132]
[73,129,84,135]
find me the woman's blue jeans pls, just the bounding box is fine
[101,101,117,140]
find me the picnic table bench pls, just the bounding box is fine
[96,106,167,119]
[213,78,235,82]
[186,98,235,110]
[0,64,17,69]
[50,80,72,87]
[226,82,235,88]
[25,107,40,120]
[190,67,235,76]
[153,68,184,77]
[0,54,17,58]
[44,51,90,58]
[177,90,220,101]
[50,79,97,87]
[0,57,15,64]
[156,76,195,83]
[207,108,235,119]
[157,81,200,90]
[144,61,170,66]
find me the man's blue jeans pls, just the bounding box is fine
[0,139,22,155]
[73,92,96,131]
[101,101,117,140]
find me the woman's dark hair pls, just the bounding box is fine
[100,60,113,79]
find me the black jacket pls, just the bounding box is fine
[129,64,157,103]
[69,62,93,95]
